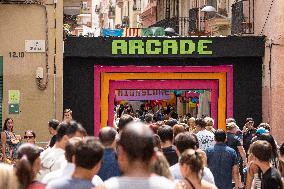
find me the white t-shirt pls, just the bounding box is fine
[42,162,103,186]
[103,175,176,189]
[38,147,67,181]
[196,130,215,151]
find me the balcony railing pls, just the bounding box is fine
[151,16,206,36]
[231,0,254,35]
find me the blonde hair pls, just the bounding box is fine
[0,163,19,189]
[204,117,214,126]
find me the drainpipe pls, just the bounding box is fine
[53,0,57,119]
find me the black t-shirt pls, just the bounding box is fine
[243,129,256,152]
[226,132,242,158]
[162,146,178,166]
[49,135,57,147]
[261,167,283,189]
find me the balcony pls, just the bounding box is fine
[231,0,254,35]
[151,16,207,36]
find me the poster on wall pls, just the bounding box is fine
[8,90,20,104]
[115,90,171,101]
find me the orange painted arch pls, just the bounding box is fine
[100,72,227,131]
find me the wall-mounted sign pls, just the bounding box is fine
[112,39,213,55]
[116,90,171,101]
[25,40,45,52]
[8,90,20,104]
[9,104,19,114]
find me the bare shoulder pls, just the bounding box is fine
[93,185,107,189]
[201,180,218,189]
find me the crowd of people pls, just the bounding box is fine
[0,107,283,189]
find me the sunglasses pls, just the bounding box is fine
[24,135,34,139]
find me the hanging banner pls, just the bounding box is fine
[116,90,171,101]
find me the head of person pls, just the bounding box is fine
[226,118,236,124]
[150,151,173,180]
[0,163,19,189]
[165,118,178,127]
[63,109,73,122]
[256,134,278,159]
[173,124,185,139]
[195,118,206,132]
[149,123,159,134]
[245,118,254,129]
[249,140,272,165]
[226,122,238,134]
[157,125,174,144]
[187,117,196,128]
[153,134,162,151]
[145,113,154,124]
[117,122,154,173]
[24,130,36,144]
[99,126,117,148]
[15,143,42,189]
[179,149,204,179]
[74,137,104,176]
[204,117,214,131]
[117,114,134,132]
[214,129,226,143]
[3,118,14,132]
[56,121,83,148]
[258,123,271,133]
[48,119,59,136]
[65,137,82,163]
[175,132,198,156]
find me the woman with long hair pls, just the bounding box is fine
[1,118,21,163]
[0,163,19,189]
[179,149,217,189]
[15,143,44,189]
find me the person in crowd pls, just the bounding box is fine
[1,118,21,163]
[47,137,104,189]
[15,143,45,189]
[226,122,247,184]
[204,117,216,133]
[170,132,215,184]
[144,113,154,126]
[153,134,162,151]
[97,127,121,181]
[150,151,173,180]
[243,118,256,153]
[206,129,241,189]
[226,118,243,140]
[63,109,73,122]
[98,122,176,189]
[249,140,283,189]
[187,117,196,132]
[165,118,178,127]
[258,123,271,134]
[195,118,215,151]
[278,143,284,177]
[48,119,60,148]
[38,121,83,180]
[157,125,178,166]
[117,114,134,132]
[0,163,19,189]
[24,130,37,145]
[149,123,159,134]
[179,149,217,189]
[173,124,185,139]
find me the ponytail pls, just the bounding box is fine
[15,156,33,189]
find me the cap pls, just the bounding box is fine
[256,127,267,135]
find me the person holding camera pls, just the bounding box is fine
[243,118,256,154]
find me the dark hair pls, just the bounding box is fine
[153,134,161,150]
[256,134,278,160]
[3,118,13,132]
[250,140,272,162]
[179,149,204,176]
[192,134,199,149]
[145,113,154,123]
[75,137,104,169]
[99,127,117,147]
[117,114,134,131]
[165,119,178,127]
[77,124,87,136]
[15,143,41,189]
[63,108,72,115]
[258,123,271,132]
[56,121,81,142]
[48,119,60,130]
[65,137,82,162]
[157,125,173,143]
[245,117,254,123]
[280,143,284,156]
[118,122,154,163]
[175,132,198,153]
[24,130,36,138]
[214,129,226,142]
[195,118,206,128]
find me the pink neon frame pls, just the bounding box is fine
[108,80,219,128]
[94,65,233,136]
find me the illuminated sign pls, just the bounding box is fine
[112,39,213,55]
